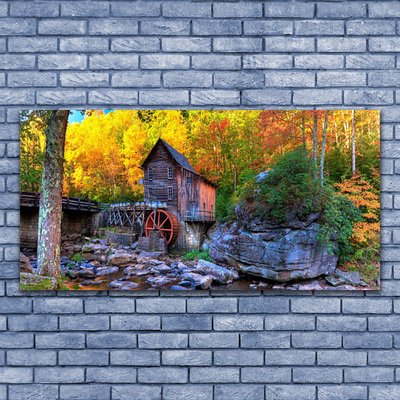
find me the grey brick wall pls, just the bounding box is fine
[0,0,399,398]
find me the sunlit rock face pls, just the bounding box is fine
[210,204,338,283]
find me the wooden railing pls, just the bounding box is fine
[184,210,216,222]
[20,192,101,212]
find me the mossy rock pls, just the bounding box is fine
[20,273,58,290]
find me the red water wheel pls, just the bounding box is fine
[145,209,179,245]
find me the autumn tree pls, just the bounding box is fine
[36,110,69,285]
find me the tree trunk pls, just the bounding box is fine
[302,113,306,151]
[36,110,69,285]
[320,110,329,187]
[352,109,356,175]
[313,111,318,179]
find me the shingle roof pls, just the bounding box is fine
[159,139,197,174]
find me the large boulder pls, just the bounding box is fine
[20,253,35,274]
[210,219,338,283]
[107,252,137,267]
[195,259,235,284]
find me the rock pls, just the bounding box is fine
[171,285,190,290]
[20,273,57,290]
[149,259,164,266]
[73,244,82,252]
[72,268,96,279]
[255,170,273,183]
[146,275,173,286]
[150,264,171,275]
[96,266,119,276]
[130,243,138,250]
[178,280,193,288]
[138,251,164,260]
[20,252,35,274]
[136,230,168,254]
[108,280,139,290]
[334,269,361,286]
[107,252,137,266]
[249,284,258,290]
[196,259,235,284]
[325,285,358,290]
[80,280,104,286]
[182,273,214,290]
[290,280,325,290]
[136,270,149,277]
[210,218,338,283]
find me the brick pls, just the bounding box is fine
[292,333,341,349]
[162,350,211,366]
[265,350,315,365]
[38,54,86,70]
[293,367,342,383]
[60,315,109,331]
[264,2,314,18]
[141,55,189,70]
[60,72,109,88]
[217,71,264,89]
[111,315,160,330]
[139,333,187,349]
[292,298,340,313]
[370,38,400,53]
[214,38,262,53]
[0,297,31,313]
[346,55,395,69]
[0,3,6,17]
[317,316,366,331]
[62,2,110,17]
[318,385,367,400]
[343,333,392,349]
[347,20,395,36]
[0,19,36,36]
[11,2,59,17]
[8,315,57,331]
[9,37,57,53]
[189,332,239,348]
[344,90,393,105]
[140,90,188,106]
[110,350,159,366]
[162,315,211,331]
[60,38,108,53]
[214,349,263,366]
[343,299,391,314]
[9,72,56,88]
[163,385,213,400]
[0,367,32,383]
[112,3,159,17]
[141,21,189,36]
[187,298,236,313]
[294,89,342,105]
[59,350,108,366]
[90,54,138,70]
[295,21,344,36]
[60,385,110,400]
[317,3,366,18]
[265,315,315,331]
[191,90,239,106]
[193,20,241,36]
[7,350,56,366]
[163,2,210,18]
[85,298,135,313]
[264,37,314,52]
[0,333,33,348]
[162,38,210,53]
[318,38,366,53]
[6,143,19,158]
[0,55,35,70]
[214,3,262,18]
[38,19,85,35]
[89,19,138,35]
[86,367,136,383]
[265,385,316,400]
[190,367,239,383]
[345,367,393,383]
[242,367,291,383]
[265,72,315,88]
[112,385,161,400]
[239,297,288,313]
[33,298,83,314]
[381,125,394,141]
[112,38,160,52]
[35,367,84,383]
[369,316,400,331]
[214,315,263,331]
[138,367,187,383]
[295,55,344,70]
[369,350,400,366]
[318,350,366,366]
[370,71,400,87]
[9,385,58,400]
[241,332,290,349]
[214,385,264,400]
[37,90,86,105]
[90,89,138,105]
[318,72,366,87]
[244,21,292,36]
[192,55,240,70]
[370,3,400,18]
[163,71,211,88]
[243,89,291,106]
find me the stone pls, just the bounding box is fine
[71,268,96,279]
[108,280,139,290]
[146,275,174,286]
[290,280,325,290]
[136,230,168,254]
[107,252,137,266]
[182,272,214,289]
[20,252,34,274]
[138,251,164,260]
[196,259,235,284]
[80,279,104,286]
[334,269,361,286]
[96,266,119,276]
[170,285,190,290]
[20,273,58,290]
[150,263,171,275]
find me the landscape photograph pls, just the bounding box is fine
[20,109,380,291]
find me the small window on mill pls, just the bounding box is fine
[168,187,173,200]
[148,167,153,181]
[168,166,173,179]
[187,176,191,185]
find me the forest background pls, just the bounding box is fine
[20,109,380,282]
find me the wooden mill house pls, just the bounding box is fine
[141,138,216,250]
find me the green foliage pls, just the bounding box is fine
[20,278,55,291]
[70,253,84,263]
[182,249,212,262]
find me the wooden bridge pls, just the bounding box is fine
[20,192,101,212]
